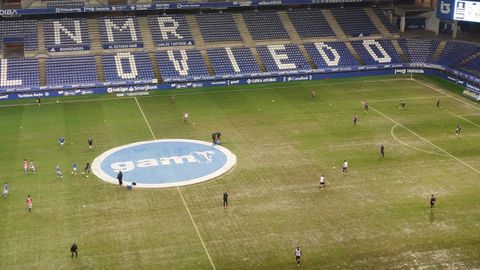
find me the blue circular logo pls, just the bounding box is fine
[92,139,237,188]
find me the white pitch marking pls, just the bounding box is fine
[134,97,216,270]
[413,79,480,112]
[457,115,480,128]
[134,97,156,140]
[365,102,480,175]
[0,78,409,109]
[390,124,447,157]
[369,96,444,103]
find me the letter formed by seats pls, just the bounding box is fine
[114,52,138,79]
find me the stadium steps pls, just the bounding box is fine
[250,47,267,73]
[456,51,480,67]
[232,13,256,48]
[38,57,46,86]
[137,16,156,53]
[87,16,103,54]
[186,14,207,50]
[432,40,446,62]
[149,52,162,83]
[346,42,365,65]
[364,8,393,38]
[321,10,348,41]
[37,19,45,55]
[391,39,408,63]
[200,50,215,76]
[95,56,105,82]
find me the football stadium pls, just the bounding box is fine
[0,0,479,268]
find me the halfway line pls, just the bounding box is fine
[134,97,216,270]
[364,102,480,175]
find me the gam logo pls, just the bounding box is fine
[439,0,451,14]
[92,139,237,188]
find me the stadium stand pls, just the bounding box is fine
[331,8,380,37]
[44,0,85,8]
[257,44,311,72]
[435,41,479,67]
[156,49,210,81]
[242,10,289,40]
[459,56,480,76]
[98,16,143,49]
[304,42,359,68]
[207,47,261,76]
[351,39,402,65]
[148,14,194,47]
[196,12,242,42]
[0,20,38,51]
[43,18,90,52]
[373,8,398,33]
[398,39,440,63]
[0,58,39,91]
[102,52,155,83]
[287,9,335,38]
[45,55,99,86]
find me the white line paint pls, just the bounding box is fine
[413,79,480,112]
[457,115,480,128]
[134,97,216,270]
[134,97,156,140]
[177,186,216,270]
[364,102,480,175]
[390,124,447,157]
[369,96,444,103]
[0,78,409,109]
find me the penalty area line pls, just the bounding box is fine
[457,115,480,128]
[364,102,480,175]
[134,97,216,270]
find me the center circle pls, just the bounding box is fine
[91,139,237,188]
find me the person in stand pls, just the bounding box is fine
[70,243,78,258]
[380,144,385,158]
[223,191,228,208]
[26,195,33,212]
[430,194,436,209]
[117,171,123,187]
[295,247,302,266]
[353,113,358,125]
[88,137,93,150]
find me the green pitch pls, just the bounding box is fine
[0,75,479,270]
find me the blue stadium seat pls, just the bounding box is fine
[459,55,480,76]
[257,44,311,72]
[98,16,143,49]
[43,18,90,52]
[242,10,289,40]
[148,14,194,47]
[351,39,402,65]
[156,49,209,81]
[0,20,38,51]
[45,55,99,86]
[207,47,261,76]
[196,12,242,42]
[436,40,479,67]
[102,52,155,83]
[0,58,39,91]
[399,39,439,63]
[331,8,380,37]
[45,0,85,8]
[304,42,359,68]
[287,9,335,38]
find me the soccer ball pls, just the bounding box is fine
[82,172,85,175]
[71,171,74,175]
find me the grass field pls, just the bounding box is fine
[0,75,479,270]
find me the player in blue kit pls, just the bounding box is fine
[59,136,65,149]
[71,161,78,175]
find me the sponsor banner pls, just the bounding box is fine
[116,91,150,97]
[103,43,143,49]
[246,77,280,84]
[106,85,157,93]
[284,75,312,82]
[155,40,194,47]
[394,69,425,74]
[47,45,90,52]
[463,89,480,101]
